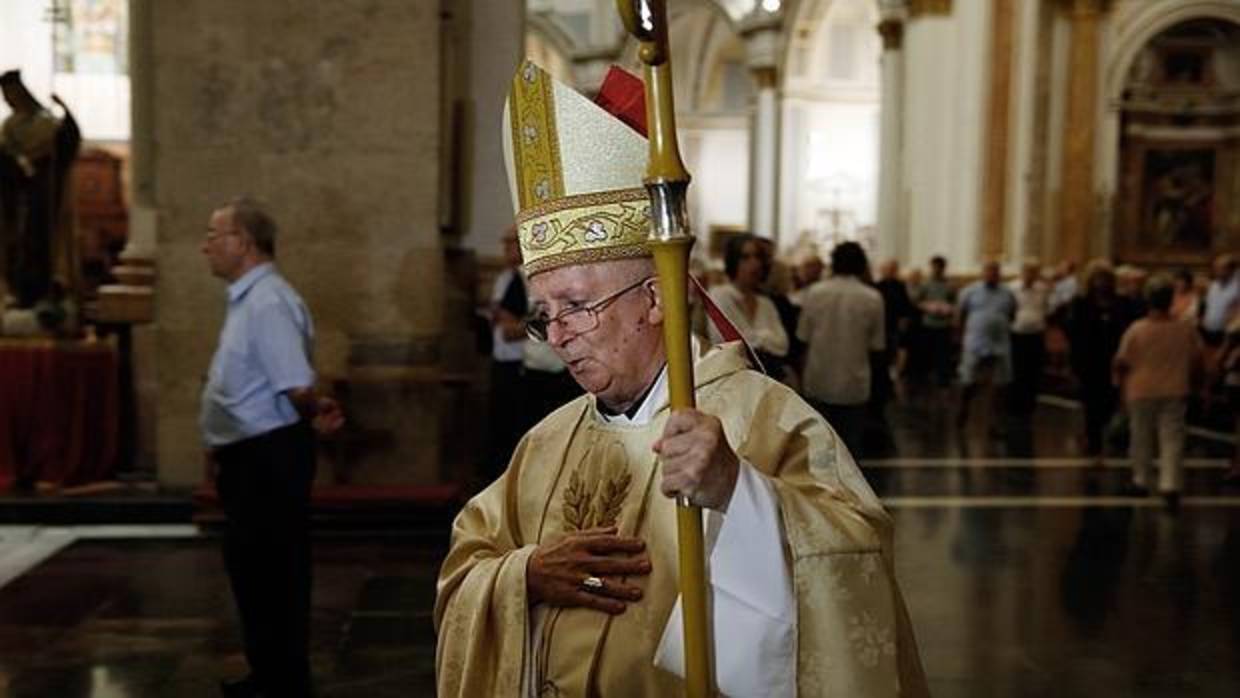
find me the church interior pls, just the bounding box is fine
[1,0,1239,695]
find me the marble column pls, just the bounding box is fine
[1055,0,1106,265]
[743,23,782,241]
[979,0,1016,261]
[876,16,907,261]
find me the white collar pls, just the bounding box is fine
[598,365,668,427]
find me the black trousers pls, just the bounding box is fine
[1010,331,1045,415]
[924,326,955,387]
[1079,379,1118,457]
[215,421,315,697]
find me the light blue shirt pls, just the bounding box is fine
[958,281,1015,357]
[1202,273,1239,333]
[200,263,316,447]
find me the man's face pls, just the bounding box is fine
[1022,264,1039,284]
[528,260,664,410]
[982,262,1001,286]
[930,260,946,279]
[201,208,250,281]
[1215,256,1235,280]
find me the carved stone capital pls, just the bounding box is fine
[751,65,778,89]
[877,19,905,51]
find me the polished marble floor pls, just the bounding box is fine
[0,388,1237,697]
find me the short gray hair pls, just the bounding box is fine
[225,196,277,258]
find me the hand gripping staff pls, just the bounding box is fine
[615,2,713,695]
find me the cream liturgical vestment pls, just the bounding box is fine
[435,342,928,696]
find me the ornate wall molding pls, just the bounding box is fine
[908,0,952,18]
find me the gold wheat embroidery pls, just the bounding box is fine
[562,467,591,531]
[591,471,632,529]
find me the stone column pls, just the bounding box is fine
[876,15,906,261]
[462,0,524,253]
[979,0,1016,261]
[124,0,156,262]
[742,22,782,241]
[145,1,444,487]
[1023,0,1055,259]
[1055,0,1107,264]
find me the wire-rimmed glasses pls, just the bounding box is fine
[525,276,654,342]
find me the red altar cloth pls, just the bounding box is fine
[0,339,119,491]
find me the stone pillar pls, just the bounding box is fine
[1055,0,1106,265]
[124,0,156,262]
[876,15,906,261]
[462,0,524,253]
[979,0,1017,261]
[144,1,444,487]
[742,22,782,241]
[1023,0,1056,260]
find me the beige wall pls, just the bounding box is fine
[141,1,443,486]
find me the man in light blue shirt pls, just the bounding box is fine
[956,260,1016,426]
[200,196,342,698]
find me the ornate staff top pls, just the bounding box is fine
[615,0,692,241]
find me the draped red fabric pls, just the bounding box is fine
[0,341,118,491]
[594,66,648,136]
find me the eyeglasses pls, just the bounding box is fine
[525,276,653,342]
[204,227,241,244]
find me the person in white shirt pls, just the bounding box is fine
[707,233,790,372]
[1201,254,1239,346]
[796,241,885,455]
[1048,259,1079,318]
[1009,259,1050,415]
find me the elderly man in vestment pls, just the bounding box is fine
[434,62,928,697]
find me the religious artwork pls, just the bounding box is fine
[1160,49,1210,86]
[0,71,81,321]
[1141,148,1215,250]
[52,0,129,76]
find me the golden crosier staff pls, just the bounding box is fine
[615,1,713,696]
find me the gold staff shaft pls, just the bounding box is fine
[616,2,712,696]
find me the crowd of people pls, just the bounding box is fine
[684,241,1240,509]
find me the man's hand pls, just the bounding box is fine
[527,526,650,614]
[312,396,344,435]
[653,409,740,511]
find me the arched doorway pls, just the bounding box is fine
[778,0,882,258]
[1110,17,1240,267]
[1100,1,1240,265]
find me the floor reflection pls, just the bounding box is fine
[0,391,1235,697]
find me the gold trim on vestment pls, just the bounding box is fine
[510,61,565,210]
[517,189,652,275]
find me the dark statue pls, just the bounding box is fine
[0,69,81,310]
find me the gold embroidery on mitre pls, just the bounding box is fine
[560,440,634,531]
[518,189,652,275]
[510,61,565,210]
